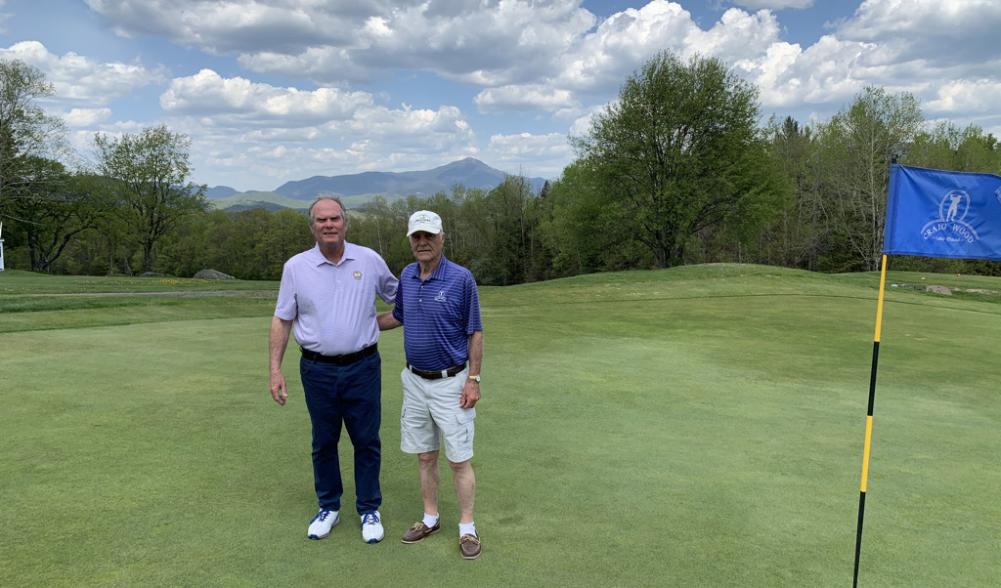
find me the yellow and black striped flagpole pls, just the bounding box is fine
[852,253,889,587]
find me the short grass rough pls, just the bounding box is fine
[1,264,999,586]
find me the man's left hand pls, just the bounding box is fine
[460,379,480,409]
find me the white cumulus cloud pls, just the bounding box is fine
[160,69,373,124]
[925,80,1001,115]
[157,80,478,188]
[474,85,580,116]
[329,104,475,153]
[684,8,782,62]
[87,0,597,86]
[486,132,571,178]
[0,41,162,104]
[63,107,113,127]
[839,0,1001,67]
[86,0,342,53]
[730,0,813,9]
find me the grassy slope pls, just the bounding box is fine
[1,265,998,586]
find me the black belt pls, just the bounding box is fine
[301,343,377,365]
[407,363,466,380]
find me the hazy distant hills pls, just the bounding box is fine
[205,186,239,199]
[206,158,548,212]
[209,191,310,212]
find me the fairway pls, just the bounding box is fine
[2,265,999,586]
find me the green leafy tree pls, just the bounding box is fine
[541,160,643,274]
[14,163,113,272]
[1,59,65,225]
[260,208,315,278]
[95,125,208,273]
[908,122,1001,173]
[756,116,825,269]
[476,176,533,285]
[575,51,787,267]
[155,209,220,277]
[523,181,558,282]
[815,87,923,271]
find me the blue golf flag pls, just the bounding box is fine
[883,164,1001,260]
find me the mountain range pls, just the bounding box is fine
[206,158,549,211]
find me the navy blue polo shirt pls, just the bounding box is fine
[392,256,482,371]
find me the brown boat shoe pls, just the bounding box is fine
[459,533,481,560]
[401,520,440,544]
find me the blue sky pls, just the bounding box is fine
[3,1,1000,191]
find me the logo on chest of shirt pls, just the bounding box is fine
[434,290,447,302]
[353,271,362,280]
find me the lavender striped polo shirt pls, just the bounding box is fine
[275,242,398,356]
[391,256,482,371]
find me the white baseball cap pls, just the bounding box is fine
[407,210,443,236]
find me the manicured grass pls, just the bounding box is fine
[1,265,998,586]
[0,270,277,294]
[0,270,277,332]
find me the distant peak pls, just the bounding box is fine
[447,157,487,166]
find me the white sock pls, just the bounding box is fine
[423,512,439,528]
[459,521,476,537]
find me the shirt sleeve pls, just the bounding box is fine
[464,272,482,335]
[374,253,399,303]
[274,261,297,320]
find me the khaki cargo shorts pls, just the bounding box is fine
[400,366,475,463]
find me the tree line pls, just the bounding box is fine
[3,52,1001,284]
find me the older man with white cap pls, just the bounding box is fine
[378,210,484,560]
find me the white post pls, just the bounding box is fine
[0,221,5,272]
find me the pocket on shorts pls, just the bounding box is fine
[396,408,416,450]
[442,408,475,461]
[401,406,425,427]
[400,406,425,452]
[449,409,475,443]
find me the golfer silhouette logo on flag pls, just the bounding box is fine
[921,189,978,244]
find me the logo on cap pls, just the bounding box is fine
[407,210,443,235]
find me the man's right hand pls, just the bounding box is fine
[377,311,402,331]
[270,371,288,406]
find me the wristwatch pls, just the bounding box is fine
[468,374,481,383]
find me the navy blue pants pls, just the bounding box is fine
[300,352,382,515]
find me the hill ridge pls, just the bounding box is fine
[206,157,548,211]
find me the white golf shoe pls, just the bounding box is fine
[361,511,384,544]
[307,509,339,540]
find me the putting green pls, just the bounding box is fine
[1,265,998,586]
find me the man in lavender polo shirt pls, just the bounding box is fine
[378,210,484,560]
[269,196,398,545]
